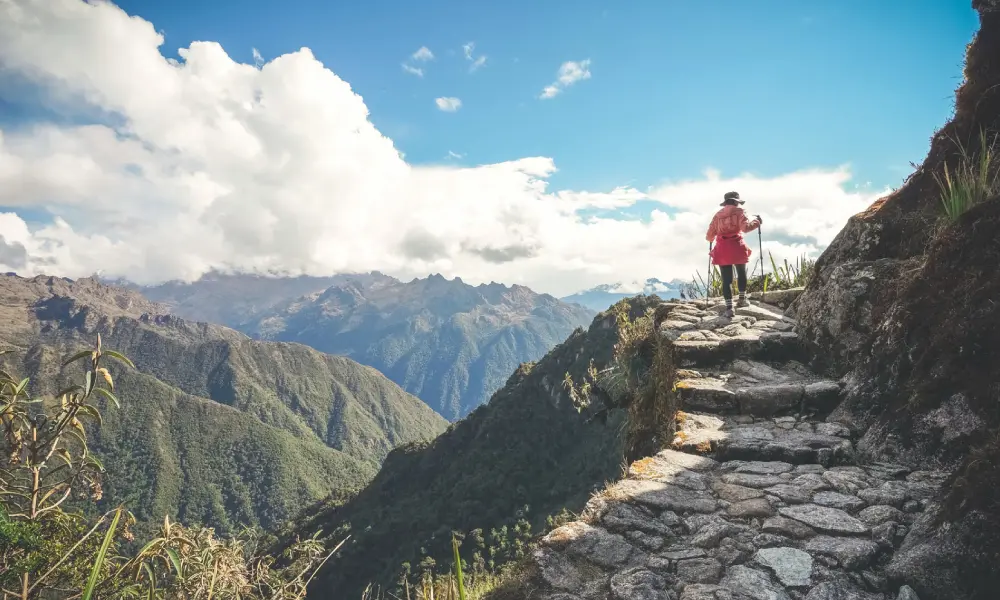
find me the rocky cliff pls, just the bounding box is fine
[790,1,1000,597]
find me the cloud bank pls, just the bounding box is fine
[0,0,884,296]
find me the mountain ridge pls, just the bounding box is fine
[138,271,595,419]
[0,273,447,533]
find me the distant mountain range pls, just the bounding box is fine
[0,274,446,534]
[137,271,596,420]
[560,277,688,311]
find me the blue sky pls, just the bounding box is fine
[0,0,983,294]
[114,0,978,193]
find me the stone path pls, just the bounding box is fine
[526,298,943,600]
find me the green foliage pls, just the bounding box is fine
[286,297,664,598]
[0,339,340,599]
[934,128,1000,222]
[689,253,815,299]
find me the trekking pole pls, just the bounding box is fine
[756,218,765,304]
[706,242,713,307]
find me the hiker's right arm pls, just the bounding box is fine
[705,216,717,242]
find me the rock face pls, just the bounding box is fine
[518,299,939,600]
[791,3,1000,598]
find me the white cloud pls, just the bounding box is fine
[0,0,883,297]
[462,41,487,73]
[540,59,592,99]
[447,151,464,160]
[411,46,434,62]
[401,63,424,77]
[252,47,263,68]
[435,97,462,112]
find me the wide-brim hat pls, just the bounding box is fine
[721,191,745,206]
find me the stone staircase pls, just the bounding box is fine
[524,298,943,600]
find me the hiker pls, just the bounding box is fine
[705,191,762,318]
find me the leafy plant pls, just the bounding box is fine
[689,253,815,299]
[0,338,341,599]
[934,128,999,222]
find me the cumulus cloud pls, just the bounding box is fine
[0,0,884,297]
[462,42,487,73]
[540,59,592,99]
[411,46,434,62]
[435,97,462,112]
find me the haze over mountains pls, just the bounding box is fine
[0,273,446,533]
[138,271,595,419]
[559,277,687,311]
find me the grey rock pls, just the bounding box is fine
[804,381,842,413]
[719,565,792,600]
[722,473,785,489]
[542,522,638,568]
[660,511,683,527]
[779,505,869,535]
[678,585,727,600]
[604,503,675,536]
[752,533,791,548]
[901,500,921,514]
[610,567,675,600]
[627,530,667,551]
[534,547,585,592]
[737,384,804,416]
[803,579,885,599]
[896,585,920,600]
[815,422,852,438]
[543,595,583,600]
[860,570,887,592]
[727,498,775,518]
[736,461,796,475]
[712,544,751,567]
[794,464,827,474]
[659,547,707,561]
[856,505,906,527]
[766,484,814,504]
[657,548,707,560]
[857,481,908,508]
[790,473,831,492]
[870,522,897,549]
[762,516,817,539]
[864,462,910,480]
[812,491,866,512]
[616,480,719,514]
[821,468,873,495]
[713,482,766,503]
[754,546,813,587]
[691,519,737,548]
[676,558,724,584]
[804,536,880,570]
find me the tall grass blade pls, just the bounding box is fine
[452,535,467,600]
[82,507,122,600]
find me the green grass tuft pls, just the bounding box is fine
[934,128,1000,222]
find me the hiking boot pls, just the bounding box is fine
[723,308,735,319]
[736,298,750,308]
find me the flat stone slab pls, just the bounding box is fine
[754,547,813,587]
[736,461,795,475]
[765,484,814,504]
[614,480,719,514]
[778,505,869,535]
[762,516,816,539]
[812,491,866,512]
[721,473,785,488]
[804,535,880,570]
[856,505,907,527]
[719,565,792,600]
[712,481,766,503]
[727,497,775,518]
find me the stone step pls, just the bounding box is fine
[673,331,803,367]
[677,378,842,417]
[673,414,855,467]
[529,448,944,600]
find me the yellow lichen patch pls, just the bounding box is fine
[676,369,701,379]
[671,430,690,449]
[674,380,695,389]
[695,440,713,453]
[675,411,689,424]
[628,456,660,479]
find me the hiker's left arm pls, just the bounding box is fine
[740,212,761,233]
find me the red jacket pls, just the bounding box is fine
[705,205,760,243]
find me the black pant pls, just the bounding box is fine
[719,264,747,302]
